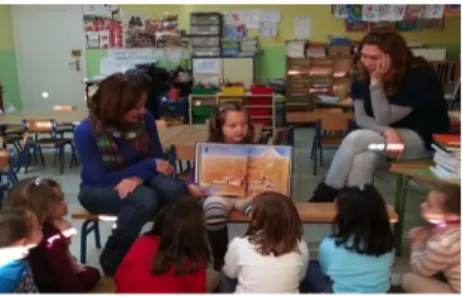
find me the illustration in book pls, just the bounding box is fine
[195,143,293,198]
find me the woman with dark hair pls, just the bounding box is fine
[311,30,450,202]
[74,73,186,276]
[302,185,394,293]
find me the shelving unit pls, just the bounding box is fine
[285,55,353,120]
[190,12,223,57]
[188,93,285,135]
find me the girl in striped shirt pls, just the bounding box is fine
[186,103,255,271]
[401,185,460,293]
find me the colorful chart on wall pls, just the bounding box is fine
[83,5,123,49]
[346,5,363,22]
[445,5,461,16]
[404,5,426,19]
[345,19,368,32]
[394,19,422,32]
[362,5,379,22]
[420,18,445,30]
[369,22,395,31]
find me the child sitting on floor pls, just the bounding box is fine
[221,191,309,293]
[0,208,42,293]
[302,185,394,293]
[4,177,101,292]
[115,197,219,293]
[401,185,460,293]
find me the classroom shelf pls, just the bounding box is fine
[188,93,285,136]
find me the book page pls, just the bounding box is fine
[196,143,248,197]
[246,145,292,197]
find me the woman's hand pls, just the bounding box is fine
[187,184,206,199]
[382,128,404,159]
[115,177,143,199]
[155,159,175,175]
[370,54,391,85]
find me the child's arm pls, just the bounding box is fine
[318,238,332,275]
[410,237,456,277]
[45,235,100,292]
[298,240,310,281]
[222,238,240,279]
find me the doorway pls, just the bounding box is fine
[12,5,87,112]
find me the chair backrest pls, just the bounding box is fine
[0,150,10,171]
[172,144,196,162]
[52,105,77,111]
[24,119,55,134]
[316,109,349,132]
[429,60,461,87]
[155,119,167,129]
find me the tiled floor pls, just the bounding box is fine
[15,128,428,280]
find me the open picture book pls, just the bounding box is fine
[194,142,293,198]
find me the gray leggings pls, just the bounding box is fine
[325,128,432,189]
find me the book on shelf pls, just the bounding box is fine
[430,134,460,181]
[195,142,293,198]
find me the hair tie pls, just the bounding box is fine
[34,177,42,186]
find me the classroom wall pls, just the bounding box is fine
[0,4,460,109]
[0,5,21,109]
[94,4,459,81]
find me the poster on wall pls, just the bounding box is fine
[420,18,445,30]
[124,12,180,48]
[345,19,368,32]
[445,5,460,16]
[394,19,421,32]
[83,5,124,49]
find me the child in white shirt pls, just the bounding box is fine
[221,191,309,293]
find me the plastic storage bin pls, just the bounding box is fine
[190,13,222,25]
[221,87,245,96]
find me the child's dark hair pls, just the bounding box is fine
[437,185,460,215]
[246,191,302,256]
[333,185,394,256]
[0,208,33,248]
[148,197,211,276]
[208,102,254,143]
[3,177,60,223]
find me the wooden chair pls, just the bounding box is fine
[24,119,77,174]
[429,60,460,88]
[52,105,78,136]
[310,109,351,175]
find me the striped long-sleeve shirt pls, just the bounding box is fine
[410,226,460,293]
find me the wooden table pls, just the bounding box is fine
[390,159,460,255]
[158,124,208,148]
[0,110,89,126]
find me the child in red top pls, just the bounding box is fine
[4,177,101,292]
[115,197,219,293]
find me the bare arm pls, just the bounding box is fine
[354,99,387,133]
[369,84,414,125]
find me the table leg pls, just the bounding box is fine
[393,174,407,256]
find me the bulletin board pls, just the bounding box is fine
[192,57,255,87]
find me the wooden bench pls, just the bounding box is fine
[90,277,116,293]
[72,202,398,264]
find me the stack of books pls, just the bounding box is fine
[430,134,460,180]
